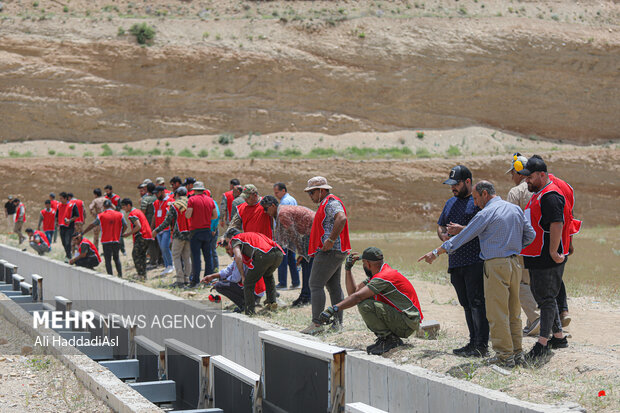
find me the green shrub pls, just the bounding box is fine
[100,144,113,156]
[163,148,175,156]
[218,134,234,145]
[416,131,425,139]
[309,148,337,157]
[63,6,69,12]
[198,149,209,158]
[148,148,161,156]
[82,151,94,157]
[117,26,125,36]
[282,148,302,157]
[178,148,195,157]
[446,145,461,157]
[130,22,155,45]
[248,149,279,158]
[68,144,75,150]
[8,150,33,158]
[48,149,56,155]
[121,145,145,156]
[416,147,431,158]
[223,149,234,157]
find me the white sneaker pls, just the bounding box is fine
[163,266,175,275]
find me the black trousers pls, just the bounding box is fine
[530,262,565,338]
[215,281,245,310]
[59,226,74,259]
[450,262,489,347]
[75,255,99,269]
[103,242,122,277]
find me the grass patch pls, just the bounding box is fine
[178,148,195,157]
[121,145,145,156]
[446,145,461,157]
[100,144,113,156]
[82,151,94,157]
[148,148,161,156]
[416,147,431,158]
[48,149,56,155]
[163,148,175,156]
[198,149,209,158]
[218,134,234,145]
[223,149,234,158]
[8,150,33,157]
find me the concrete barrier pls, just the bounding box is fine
[0,244,583,413]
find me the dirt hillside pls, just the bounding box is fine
[0,0,619,143]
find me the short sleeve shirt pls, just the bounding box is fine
[524,191,566,269]
[5,201,16,215]
[322,198,345,251]
[437,195,482,269]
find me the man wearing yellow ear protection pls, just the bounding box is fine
[506,153,540,337]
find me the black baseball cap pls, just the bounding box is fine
[443,165,472,185]
[183,177,196,186]
[153,185,165,193]
[518,156,547,176]
[362,247,384,261]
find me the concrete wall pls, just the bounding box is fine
[0,244,582,413]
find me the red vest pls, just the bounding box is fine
[80,238,101,263]
[34,230,50,248]
[308,194,351,256]
[69,199,85,223]
[172,204,190,233]
[223,190,234,221]
[370,264,423,321]
[232,232,284,269]
[40,208,55,231]
[50,199,59,210]
[15,203,25,222]
[57,202,69,227]
[129,208,153,241]
[548,174,582,236]
[106,193,121,207]
[153,198,173,229]
[521,181,571,257]
[98,209,124,243]
[237,201,273,238]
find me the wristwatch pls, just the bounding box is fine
[432,249,439,258]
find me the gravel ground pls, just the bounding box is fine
[0,315,113,413]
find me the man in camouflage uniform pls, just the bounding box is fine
[140,182,160,268]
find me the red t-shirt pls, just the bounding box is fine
[187,193,215,230]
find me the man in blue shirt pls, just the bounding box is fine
[435,165,489,358]
[201,239,263,312]
[273,182,300,289]
[420,181,536,368]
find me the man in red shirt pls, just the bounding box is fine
[25,228,51,255]
[121,198,153,279]
[83,200,127,277]
[185,181,218,288]
[224,228,283,315]
[226,184,274,238]
[38,199,56,244]
[69,232,101,269]
[319,247,423,355]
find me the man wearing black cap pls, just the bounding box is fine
[436,165,489,357]
[518,155,571,363]
[319,247,423,355]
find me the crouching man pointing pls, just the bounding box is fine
[319,247,423,355]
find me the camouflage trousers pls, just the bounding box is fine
[132,234,148,277]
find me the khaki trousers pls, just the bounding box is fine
[171,238,191,284]
[517,255,539,325]
[483,256,522,360]
[13,220,25,243]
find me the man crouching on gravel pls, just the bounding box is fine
[319,247,423,355]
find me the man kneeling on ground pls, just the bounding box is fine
[201,238,266,313]
[69,233,101,269]
[25,228,51,256]
[319,247,423,355]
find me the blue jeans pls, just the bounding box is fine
[210,228,219,271]
[44,231,54,246]
[156,230,173,268]
[190,229,213,284]
[299,257,313,300]
[277,248,300,287]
